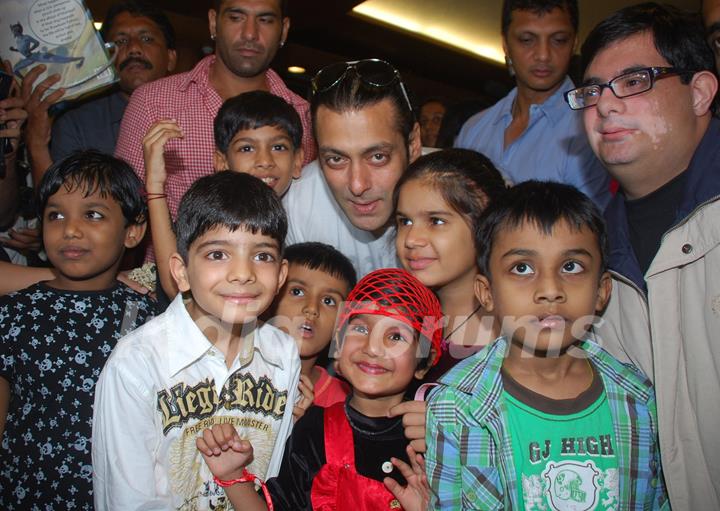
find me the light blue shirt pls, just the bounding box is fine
[456,76,611,210]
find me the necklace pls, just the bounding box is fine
[344,402,403,437]
[442,304,483,347]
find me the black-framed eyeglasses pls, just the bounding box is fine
[564,67,695,110]
[311,58,413,113]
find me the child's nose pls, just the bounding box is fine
[62,218,82,239]
[227,258,255,284]
[404,223,428,248]
[534,274,566,303]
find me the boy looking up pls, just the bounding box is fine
[92,172,300,510]
[426,181,668,510]
[0,151,159,510]
[143,90,304,298]
[269,242,356,409]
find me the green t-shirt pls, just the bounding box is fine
[502,364,619,511]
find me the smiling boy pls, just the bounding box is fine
[426,181,668,510]
[92,172,300,510]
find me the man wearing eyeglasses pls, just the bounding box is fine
[283,59,421,278]
[569,4,720,510]
[455,0,610,210]
[114,0,315,226]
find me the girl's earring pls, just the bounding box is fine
[505,56,515,77]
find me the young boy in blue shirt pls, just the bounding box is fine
[0,151,159,510]
[426,181,669,510]
[92,171,300,510]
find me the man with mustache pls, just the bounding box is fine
[22,1,177,184]
[114,0,315,226]
[455,0,610,209]
[567,4,720,509]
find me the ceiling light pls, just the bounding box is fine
[352,2,504,64]
[94,21,103,31]
[288,66,306,74]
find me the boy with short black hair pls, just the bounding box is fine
[92,171,300,510]
[144,90,305,298]
[426,181,669,510]
[0,150,159,510]
[269,242,356,408]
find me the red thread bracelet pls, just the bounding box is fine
[214,469,274,510]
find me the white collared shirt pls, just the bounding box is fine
[92,295,300,510]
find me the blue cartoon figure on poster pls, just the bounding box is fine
[9,21,84,77]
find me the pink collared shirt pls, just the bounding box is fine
[115,55,315,219]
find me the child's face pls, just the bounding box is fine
[170,225,288,328]
[475,219,611,353]
[396,178,477,289]
[43,185,144,291]
[273,263,349,359]
[214,125,303,197]
[337,313,429,401]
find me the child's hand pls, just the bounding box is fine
[196,424,253,481]
[292,374,314,422]
[388,400,427,453]
[142,120,183,194]
[383,445,429,511]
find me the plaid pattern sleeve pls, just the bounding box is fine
[426,341,513,510]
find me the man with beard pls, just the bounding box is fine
[114,0,315,223]
[456,0,610,209]
[23,1,177,183]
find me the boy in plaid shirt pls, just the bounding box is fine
[426,181,669,510]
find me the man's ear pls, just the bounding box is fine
[208,9,217,40]
[690,70,718,116]
[595,271,612,313]
[166,49,178,73]
[213,150,229,171]
[291,147,305,179]
[280,17,290,48]
[169,253,191,292]
[124,222,147,249]
[408,122,422,163]
[475,274,494,312]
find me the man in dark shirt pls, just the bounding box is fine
[22,1,177,184]
[564,4,720,509]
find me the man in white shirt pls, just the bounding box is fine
[284,59,422,277]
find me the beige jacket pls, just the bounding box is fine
[595,196,720,511]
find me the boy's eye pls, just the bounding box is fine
[85,210,104,220]
[271,144,288,152]
[430,216,446,226]
[254,252,276,263]
[206,250,227,261]
[510,262,534,275]
[322,296,337,307]
[46,211,64,221]
[238,145,255,153]
[562,261,584,274]
[289,287,305,297]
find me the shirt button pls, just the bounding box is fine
[681,243,693,254]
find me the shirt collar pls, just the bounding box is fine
[492,75,576,127]
[165,294,286,377]
[179,55,215,93]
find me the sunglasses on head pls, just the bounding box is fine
[311,58,413,113]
